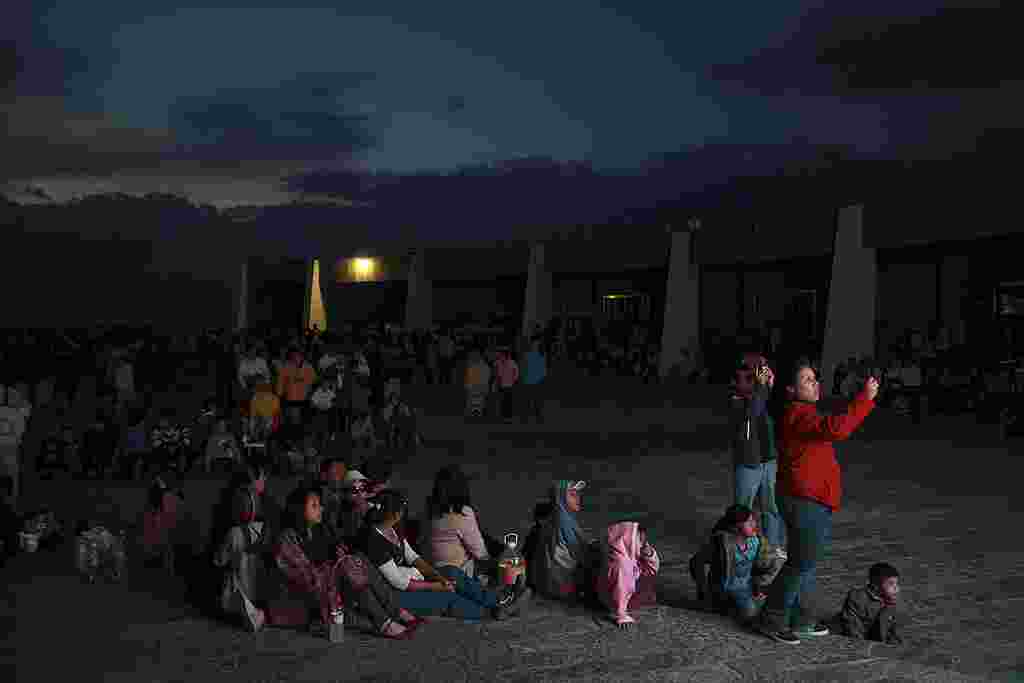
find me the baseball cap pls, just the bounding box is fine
[342,470,369,488]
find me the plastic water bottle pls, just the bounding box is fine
[328,608,345,643]
[497,533,524,587]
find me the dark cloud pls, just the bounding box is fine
[0,95,177,181]
[447,95,466,114]
[167,76,376,168]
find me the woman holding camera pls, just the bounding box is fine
[756,358,878,645]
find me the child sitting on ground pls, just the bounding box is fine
[529,480,602,602]
[141,474,186,573]
[521,501,555,590]
[595,521,660,628]
[74,519,127,583]
[832,562,905,645]
[689,504,785,624]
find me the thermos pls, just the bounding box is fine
[497,533,525,586]
[328,608,345,643]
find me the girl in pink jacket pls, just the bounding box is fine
[595,521,660,628]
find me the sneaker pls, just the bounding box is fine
[243,603,266,633]
[793,623,830,637]
[496,586,517,609]
[758,626,801,645]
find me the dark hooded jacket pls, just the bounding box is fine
[834,584,906,644]
[729,383,776,467]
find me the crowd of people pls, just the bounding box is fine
[1,320,909,648]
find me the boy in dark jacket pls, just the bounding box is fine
[729,354,786,552]
[689,504,785,624]
[832,562,906,645]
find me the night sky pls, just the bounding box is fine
[2,1,1018,217]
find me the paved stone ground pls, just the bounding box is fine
[3,364,1023,682]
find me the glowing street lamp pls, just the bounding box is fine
[350,257,377,281]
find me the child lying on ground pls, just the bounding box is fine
[831,562,906,645]
[689,504,785,624]
[595,521,660,628]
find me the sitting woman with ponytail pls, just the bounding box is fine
[273,486,420,639]
[360,490,514,621]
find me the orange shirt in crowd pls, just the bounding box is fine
[250,386,282,428]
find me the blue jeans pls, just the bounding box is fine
[759,496,832,631]
[716,575,761,621]
[734,461,786,548]
[437,565,499,609]
[396,567,497,621]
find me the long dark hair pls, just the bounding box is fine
[713,504,754,534]
[284,486,321,531]
[365,489,409,526]
[427,465,473,518]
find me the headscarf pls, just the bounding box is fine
[603,521,641,572]
[550,480,586,549]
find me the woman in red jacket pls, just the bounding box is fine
[757,358,878,645]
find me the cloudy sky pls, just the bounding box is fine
[2,1,1017,209]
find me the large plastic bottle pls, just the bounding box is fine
[497,533,525,587]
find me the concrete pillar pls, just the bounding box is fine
[659,229,700,377]
[821,204,876,395]
[522,243,552,338]
[404,249,433,330]
[235,259,248,332]
[302,258,313,331]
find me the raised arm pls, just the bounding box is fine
[786,392,875,442]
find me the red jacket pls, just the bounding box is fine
[776,392,875,512]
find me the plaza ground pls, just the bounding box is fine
[3,365,1022,682]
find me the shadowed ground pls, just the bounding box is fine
[3,365,1022,682]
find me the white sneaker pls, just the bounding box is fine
[243,603,266,632]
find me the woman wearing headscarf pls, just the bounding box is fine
[529,480,600,601]
[595,521,660,628]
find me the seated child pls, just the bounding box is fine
[74,520,127,583]
[529,480,601,602]
[359,490,521,622]
[689,504,784,624]
[37,423,77,479]
[595,521,660,628]
[141,474,186,572]
[832,562,905,645]
[274,486,419,638]
[150,414,192,475]
[520,501,555,590]
[214,507,272,631]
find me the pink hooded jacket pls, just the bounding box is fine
[595,521,660,625]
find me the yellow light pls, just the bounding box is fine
[350,257,377,281]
